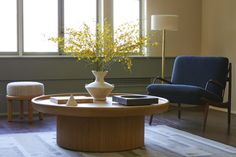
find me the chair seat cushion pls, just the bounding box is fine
[147,84,222,104]
[7,81,44,97]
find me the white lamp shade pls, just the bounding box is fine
[151,15,178,31]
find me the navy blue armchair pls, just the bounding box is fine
[147,56,232,131]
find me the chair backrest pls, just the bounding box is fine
[171,56,229,97]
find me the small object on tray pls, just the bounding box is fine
[112,94,159,106]
[50,95,93,104]
[66,94,78,106]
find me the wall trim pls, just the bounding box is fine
[210,106,236,114]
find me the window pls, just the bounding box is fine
[113,0,142,52]
[0,0,17,52]
[0,0,143,55]
[113,0,140,30]
[64,0,96,33]
[24,0,58,52]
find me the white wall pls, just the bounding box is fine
[147,0,202,57]
[201,0,236,112]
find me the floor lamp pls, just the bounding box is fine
[151,15,178,79]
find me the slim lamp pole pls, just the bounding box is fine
[161,29,166,79]
[151,15,178,79]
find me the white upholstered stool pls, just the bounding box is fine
[6,81,44,122]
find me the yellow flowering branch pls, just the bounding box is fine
[49,21,157,71]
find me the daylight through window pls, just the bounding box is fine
[0,0,143,55]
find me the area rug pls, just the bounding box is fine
[0,125,236,157]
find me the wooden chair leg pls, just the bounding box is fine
[149,115,154,125]
[227,105,231,134]
[7,100,13,122]
[19,100,24,119]
[203,104,209,131]
[39,112,44,120]
[178,103,181,119]
[28,100,33,122]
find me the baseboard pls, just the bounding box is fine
[0,111,42,117]
[210,106,236,114]
[0,113,7,116]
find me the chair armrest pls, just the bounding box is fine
[152,76,172,84]
[205,79,224,90]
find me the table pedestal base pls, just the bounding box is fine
[57,115,144,152]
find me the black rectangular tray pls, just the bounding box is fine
[112,94,159,106]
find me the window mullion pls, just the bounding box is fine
[103,0,113,29]
[17,0,24,56]
[97,0,101,24]
[141,0,147,54]
[140,0,143,37]
[58,0,64,55]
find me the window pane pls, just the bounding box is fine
[24,0,58,52]
[0,0,17,52]
[113,0,140,30]
[65,0,96,32]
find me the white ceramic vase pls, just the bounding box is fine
[85,71,114,101]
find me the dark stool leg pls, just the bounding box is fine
[227,105,231,134]
[7,100,13,122]
[39,112,44,120]
[149,115,154,125]
[28,100,33,122]
[178,103,181,119]
[19,100,24,119]
[203,104,209,131]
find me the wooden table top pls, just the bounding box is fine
[32,93,169,117]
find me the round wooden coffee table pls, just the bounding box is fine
[32,93,169,152]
